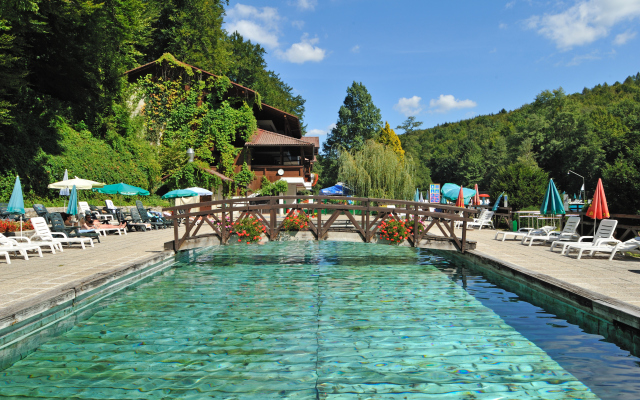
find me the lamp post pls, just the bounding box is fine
[187,148,195,163]
[567,170,585,202]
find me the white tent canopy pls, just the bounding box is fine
[48,176,106,190]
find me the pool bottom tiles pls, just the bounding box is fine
[0,242,598,399]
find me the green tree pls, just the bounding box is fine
[321,81,382,185]
[490,158,548,211]
[376,121,404,159]
[145,0,230,75]
[395,116,423,135]
[338,140,415,200]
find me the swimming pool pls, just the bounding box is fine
[0,241,635,398]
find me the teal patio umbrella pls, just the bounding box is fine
[95,182,150,196]
[540,178,565,215]
[414,188,420,202]
[67,185,79,217]
[162,189,198,199]
[492,192,505,211]
[7,176,25,216]
[7,176,25,235]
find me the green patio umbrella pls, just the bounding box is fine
[540,178,565,215]
[161,189,198,199]
[95,182,150,196]
[67,185,79,217]
[7,176,25,215]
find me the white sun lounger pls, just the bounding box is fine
[0,250,9,264]
[467,210,494,230]
[521,216,580,246]
[495,226,552,242]
[570,238,640,260]
[0,232,58,254]
[0,236,43,260]
[30,217,94,250]
[551,219,618,255]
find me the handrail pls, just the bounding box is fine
[163,195,478,253]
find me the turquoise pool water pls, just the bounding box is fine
[0,242,605,398]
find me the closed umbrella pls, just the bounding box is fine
[540,178,565,215]
[59,170,70,208]
[162,189,199,199]
[492,192,504,211]
[7,176,25,236]
[95,183,150,196]
[414,188,420,202]
[419,191,424,202]
[473,184,480,206]
[67,185,79,217]
[455,187,465,207]
[585,178,609,233]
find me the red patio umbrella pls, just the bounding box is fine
[455,187,465,207]
[585,178,610,232]
[472,184,480,206]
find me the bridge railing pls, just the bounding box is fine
[163,195,479,252]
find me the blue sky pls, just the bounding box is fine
[224,0,640,149]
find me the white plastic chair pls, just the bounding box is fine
[0,234,43,260]
[467,210,494,230]
[0,250,9,264]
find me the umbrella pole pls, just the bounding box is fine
[20,215,22,237]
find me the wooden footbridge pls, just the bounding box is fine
[163,196,478,253]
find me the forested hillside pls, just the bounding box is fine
[0,0,304,203]
[400,74,640,213]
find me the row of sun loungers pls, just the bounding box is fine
[494,217,638,261]
[1,201,171,264]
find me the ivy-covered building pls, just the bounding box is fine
[124,54,319,197]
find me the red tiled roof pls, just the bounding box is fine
[246,129,314,147]
[299,136,320,148]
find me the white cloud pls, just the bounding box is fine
[291,20,305,29]
[296,0,317,10]
[499,23,508,29]
[614,30,637,45]
[351,45,360,53]
[393,96,424,117]
[225,4,281,48]
[527,0,640,50]
[565,51,602,66]
[505,1,516,9]
[429,95,477,113]
[277,34,326,63]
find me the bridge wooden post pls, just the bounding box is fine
[173,214,179,252]
[269,197,276,240]
[413,204,419,247]
[221,201,227,244]
[461,210,468,253]
[364,199,370,242]
[317,200,323,240]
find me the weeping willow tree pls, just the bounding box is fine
[338,140,416,200]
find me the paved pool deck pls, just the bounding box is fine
[0,229,178,311]
[1,224,639,315]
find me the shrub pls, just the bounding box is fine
[0,219,34,233]
[232,216,266,243]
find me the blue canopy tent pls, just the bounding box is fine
[319,183,351,196]
[440,183,476,205]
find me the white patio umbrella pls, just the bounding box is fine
[48,176,106,190]
[184,187,213,196]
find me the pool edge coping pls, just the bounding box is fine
[453,248,640,332]
[0,250,176,332]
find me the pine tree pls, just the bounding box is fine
[321,81,382,185]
